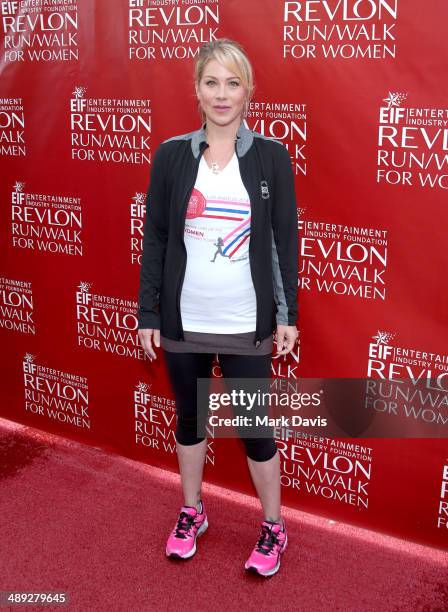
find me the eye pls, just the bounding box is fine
[230,81,240,87]
[205,80,215,86]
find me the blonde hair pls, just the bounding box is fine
[194,38,255,123]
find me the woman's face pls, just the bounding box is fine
[196,58,247,127]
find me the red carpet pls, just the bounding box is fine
[1,417,447,611]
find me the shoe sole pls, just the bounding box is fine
[166,516,208,560]
[244,532,288,577]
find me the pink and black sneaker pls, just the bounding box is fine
[166,499,208,560]
[245,518,288,577]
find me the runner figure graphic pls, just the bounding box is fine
[210,237,230,262]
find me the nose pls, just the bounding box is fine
[216,83,227,99]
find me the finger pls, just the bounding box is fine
[143,332,157,360]
[276,332,286,353]
[145,343,157,361]
[277,333,296,355]
[153,329,160,347]
[147,339,157,360]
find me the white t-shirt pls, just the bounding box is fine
[180,151,257,333]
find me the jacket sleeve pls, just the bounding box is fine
[271,142,299,326]
[137,143,168,330]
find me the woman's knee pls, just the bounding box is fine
[242,437,278,462]
[175,430,206,445]
[175,410,205,445]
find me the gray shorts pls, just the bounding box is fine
[160,330,274,355]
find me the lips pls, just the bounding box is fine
[214,106,230,110]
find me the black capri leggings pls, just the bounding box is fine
[163,351,278,462]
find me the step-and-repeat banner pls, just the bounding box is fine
[1,1,447,550]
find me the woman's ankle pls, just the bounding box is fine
[184,499,202,512]
[265,515,284,529]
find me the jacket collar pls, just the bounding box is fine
[191,120,254,159]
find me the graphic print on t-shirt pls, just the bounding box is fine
[185,186,251,262]
[185,188,207,219]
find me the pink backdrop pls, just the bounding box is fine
[1,0,447,550]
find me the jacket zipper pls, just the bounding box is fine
[243,138,262,347]
[176,142,209,340]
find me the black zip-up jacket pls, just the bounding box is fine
[137,121,299,347]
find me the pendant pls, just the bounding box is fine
[210,162,220,174]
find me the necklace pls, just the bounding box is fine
[205,133,237,174]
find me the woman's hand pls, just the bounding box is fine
[275,324,298,356]
[138,328,160,361]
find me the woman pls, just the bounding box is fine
[137,38,298,578]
